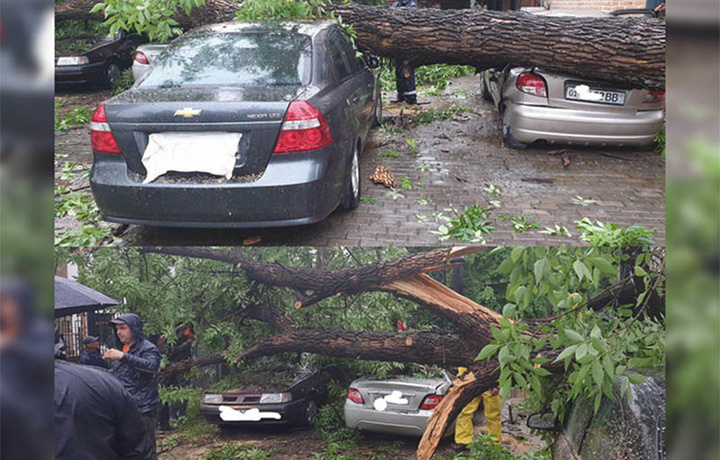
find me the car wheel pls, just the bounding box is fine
[479,74,492,102]
[339,143,361,211]
[303,399,318,426]
[105,62,122,87]
[502,108,528,150]
[372,92,383,127]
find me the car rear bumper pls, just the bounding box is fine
[90,149,344,228]
[54,62,105,85]
[344,402,438,437]
[507,103,664,146]
[132,62,150,82]
[200,399,306,426]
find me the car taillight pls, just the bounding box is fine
[134,51,149,65]
[347,388,364,405]
[90,103,120,154]
[420,394,444,410]
[273,101,333,154]
[643,90,665,104]
[516,73,547,97]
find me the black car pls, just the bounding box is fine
[55,29,144,87]
[200,365,340,427]
[89,21,382,228]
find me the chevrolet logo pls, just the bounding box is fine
[174,107,203,118]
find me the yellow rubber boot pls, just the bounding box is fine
[454,396,481,445]
[482,390,502,442]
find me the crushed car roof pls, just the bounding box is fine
[191,20,337,37]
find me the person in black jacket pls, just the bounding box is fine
[54,359,153,460]
[391,0,418,104]
[104,314,161,460]
[78,336,109,369]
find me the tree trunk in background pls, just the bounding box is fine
[56,1,665,89]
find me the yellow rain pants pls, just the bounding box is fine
[454,390,502,445]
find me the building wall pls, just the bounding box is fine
[548,0,647,11]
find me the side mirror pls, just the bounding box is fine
[364,55,380,70]
[527,412,559,431]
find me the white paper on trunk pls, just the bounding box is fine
[141,132,242,183]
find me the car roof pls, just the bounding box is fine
[191,20,337,38]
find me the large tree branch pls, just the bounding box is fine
[417,363,500,460]
[143,247,481,307]
[239,329,476,367]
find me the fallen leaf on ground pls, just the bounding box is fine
[243,236,262,246]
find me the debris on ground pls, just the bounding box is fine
[369,165,398,188]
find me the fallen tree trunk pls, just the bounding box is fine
[331,4,665,90]
[56,2,664,90]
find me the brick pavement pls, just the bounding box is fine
[54,76,666,246]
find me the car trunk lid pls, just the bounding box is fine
[352,377,447,413]
[104,85,304,180]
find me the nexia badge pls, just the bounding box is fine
[174,107,203,118]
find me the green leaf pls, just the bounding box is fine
[573,260,592,282]
[498,317,512,329]
[534,257,549,284]
[513,285,527,305]
[498,345,511,366]
[530,374,542,395]
[476,344,499,361]
[602,354,615,379]
[634,266,648,277]
[590,256,616,274]
[554,345,577,363]
[511,247,525,262]
[575,343,588,361]
[590,325,602,339]
[565,328,584,344]
[515,372,528,389]
[533,367,552,377]
[627,373,647,385]
[592,361,604,387]
[502,303,517,317]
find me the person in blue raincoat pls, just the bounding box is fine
[391,0,418,104]
[104,313,161,460]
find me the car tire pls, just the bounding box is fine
[479,74,492,102]
[303,399,318,426]
[372,93,383,127]
[339,143,361,211]
[105,62,122,87]
[502,108,528,150]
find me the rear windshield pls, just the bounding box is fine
[138,31,312,88]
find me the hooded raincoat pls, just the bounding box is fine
[55,360,153,460]
[111,314,161,416]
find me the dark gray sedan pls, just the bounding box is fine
[90,21,381,228]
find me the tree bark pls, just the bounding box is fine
[331,4,665,90]
[240,329,476,367]
[56,2,664,90]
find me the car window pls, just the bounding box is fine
[328,32,354,81]
[335,31,361,74]
[138,31,312,88]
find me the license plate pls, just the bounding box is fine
[565,85,625,105]
[142,132,241,183]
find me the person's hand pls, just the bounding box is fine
[654,3,665,12]
[103,348,124,361]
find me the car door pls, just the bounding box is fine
[336,31,374,136]
[328,30,372,141]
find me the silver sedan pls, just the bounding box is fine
[344,373,454,437]
[479,9,665,150]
